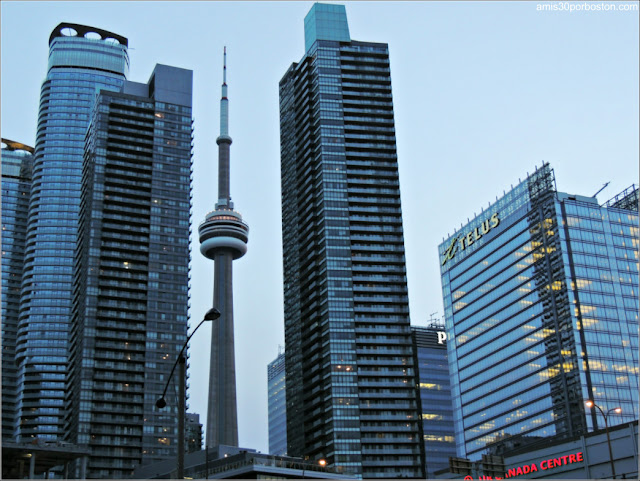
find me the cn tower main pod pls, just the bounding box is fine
[199,47,249,448]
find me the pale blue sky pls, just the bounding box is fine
[2,1,638,453]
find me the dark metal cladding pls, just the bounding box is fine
[49,23,129,47]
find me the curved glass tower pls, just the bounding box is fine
[199,49,249,448]
[16,23,128,442]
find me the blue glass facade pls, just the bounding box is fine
[1,140,33,441]
[279,4,423,478]
[412,326,456,476]
[66,65,193,478]
[304,3,351,53]
[268,351,287,456]
[15,24,128,442]
[439,164,638,459]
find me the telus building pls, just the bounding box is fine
[439,163,638,459]
[279,4,423,478]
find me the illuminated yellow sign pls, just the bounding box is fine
[442,213,500,266]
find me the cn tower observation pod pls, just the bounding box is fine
[199,209,249,260]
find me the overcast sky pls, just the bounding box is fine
[2,1,638,453]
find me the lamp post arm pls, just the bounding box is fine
[591,403,616,479]
[158,317,212,403]
[592,403,605,419]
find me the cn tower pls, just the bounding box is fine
[199,48,248,448]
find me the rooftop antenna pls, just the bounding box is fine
[593,182,610,198]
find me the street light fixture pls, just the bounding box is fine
[585,400,621,479]
[156,308,221,479]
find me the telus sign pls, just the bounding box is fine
[442,213,501,266]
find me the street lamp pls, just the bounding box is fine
[585,400,621,479]
[156,308,221,479]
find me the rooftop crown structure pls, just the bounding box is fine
[199,48,249,448]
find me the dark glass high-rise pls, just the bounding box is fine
[411,325,457,476]
[279,4,424,478]
[66,64,193,477]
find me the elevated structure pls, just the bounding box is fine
[199,48,249,448]
[133,445,356,479]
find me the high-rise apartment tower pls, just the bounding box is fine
[15,24,129,442]
[186,413,204,453]
[66,64,193,478]
[279,4,423,477]
[199,49,249,448]
[1,139,34,441]
[439,163,638,459]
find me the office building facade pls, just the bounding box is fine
[411,325,456,476]
[268,350,287,456]
[439,163,638,459]
[1,139,34,441]
[15,23,129,442]
[66,64,193,477]
[279,4,423,477]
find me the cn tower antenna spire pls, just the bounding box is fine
[219,46,230,141]
[217,47,231,207]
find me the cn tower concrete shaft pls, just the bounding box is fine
[199,47,248,448]
[208,247,238,447]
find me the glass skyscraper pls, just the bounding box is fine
[15,23,129,442]
[268,350,287,456]
[279,4,423,478]
[66,64,193,478]
[411,325,456,476]
[439,163,638,459]
[1,139,34,441]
